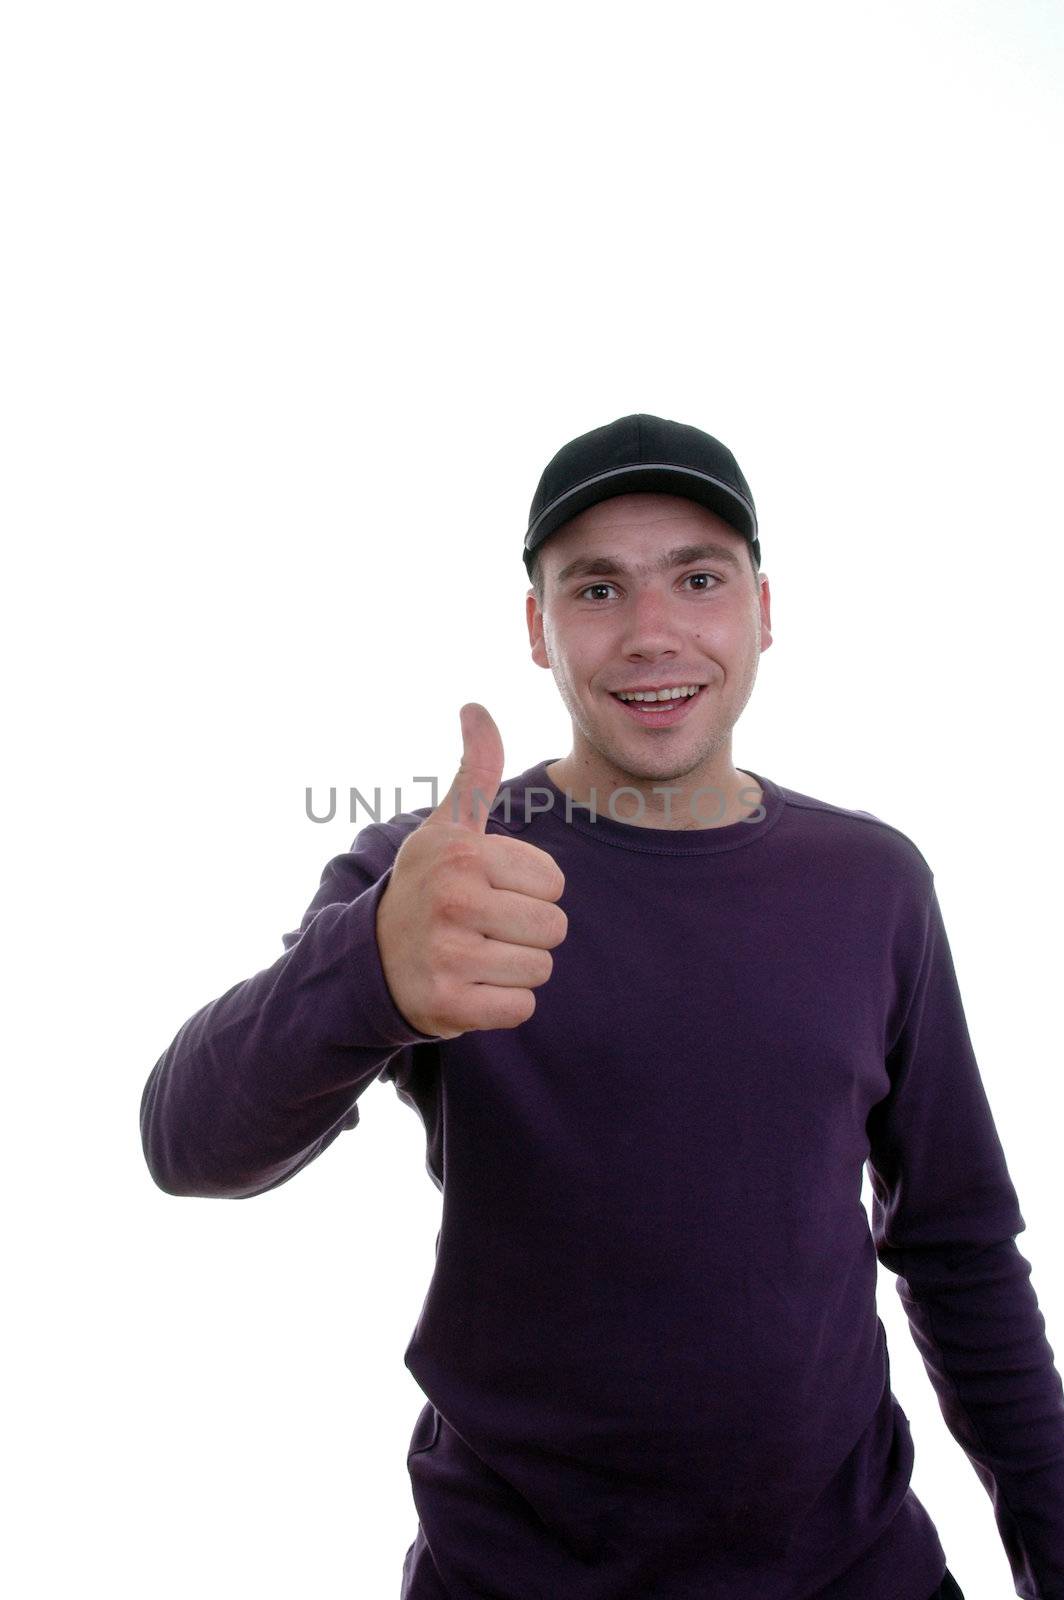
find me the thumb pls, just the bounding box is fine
[425,703,506,833]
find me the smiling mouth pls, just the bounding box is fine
[608,684,708,721]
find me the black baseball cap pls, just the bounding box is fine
[523,413,759,579]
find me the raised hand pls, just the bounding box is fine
[376,704,568,1039]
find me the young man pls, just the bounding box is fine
[141,415,1064,1600]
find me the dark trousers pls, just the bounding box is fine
[928,1570,965,1600]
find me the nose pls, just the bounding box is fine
[619,584,685,660]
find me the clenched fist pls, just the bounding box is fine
[376,703,568,1039]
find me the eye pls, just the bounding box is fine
[575,572,723,602]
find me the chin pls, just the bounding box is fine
[606,743,696,783]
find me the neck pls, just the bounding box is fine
[545,750,763,831]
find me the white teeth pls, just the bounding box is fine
[616,685,700,702]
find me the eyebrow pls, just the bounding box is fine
[553,541,743,587]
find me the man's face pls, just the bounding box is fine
[526,493,773,787]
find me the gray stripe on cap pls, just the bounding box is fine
[526,463,757,546]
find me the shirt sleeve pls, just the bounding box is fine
[866,877,1064,1600]
[139,822,441,1200]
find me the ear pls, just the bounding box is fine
[757,573,773,650]
[527,590,551,668]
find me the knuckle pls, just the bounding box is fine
[451,992,485,1034]
[430,879,477,926]
[531,950,554,984]
[515,989,537,1023]
[429,932,465,979]
[438,833,482,868]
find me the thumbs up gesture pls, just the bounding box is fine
[376,704,568,1039]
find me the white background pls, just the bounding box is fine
[4,2,1062,1597]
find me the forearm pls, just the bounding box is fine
[140,873,437,1198]
[893,1233,1064,1598]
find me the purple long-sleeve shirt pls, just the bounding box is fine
[140,759,1064,1600]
